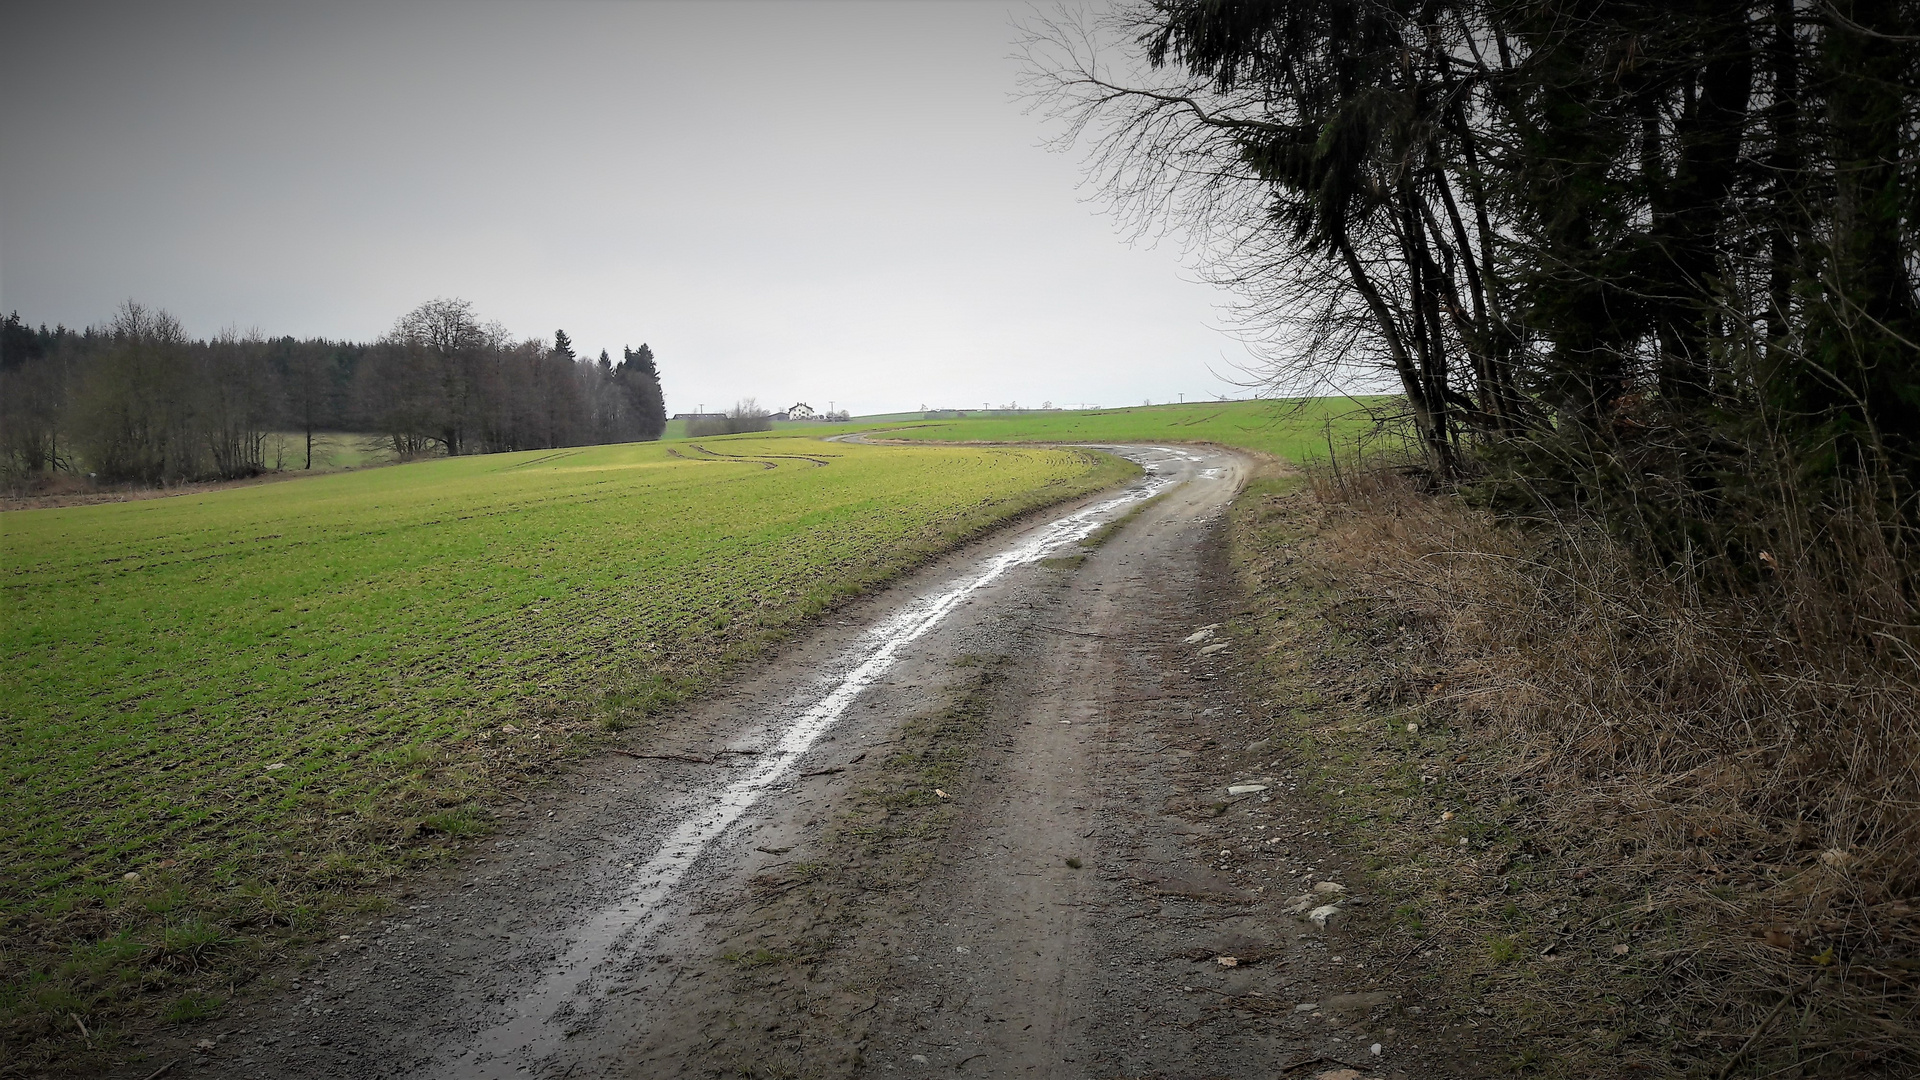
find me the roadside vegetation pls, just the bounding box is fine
[1225,469,1920,1075]
[0,433,1133,1067]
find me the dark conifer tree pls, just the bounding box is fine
[617,344,667,441]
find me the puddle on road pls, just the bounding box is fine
[441,450,1202,1077]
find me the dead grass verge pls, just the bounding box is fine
[1226,472,1919,1077]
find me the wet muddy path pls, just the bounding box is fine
[161,445,1427,1080]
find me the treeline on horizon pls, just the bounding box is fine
[0,297,667,487]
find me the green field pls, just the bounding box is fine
[858,398,1378,461]
[0,434,1134,1056]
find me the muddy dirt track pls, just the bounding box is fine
[156,445,1445,1080]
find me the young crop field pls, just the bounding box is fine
[0,434,1133,1053]
[863,398,1379,461]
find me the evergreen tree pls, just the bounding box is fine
[617,343,667,441]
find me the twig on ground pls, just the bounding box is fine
[609,750,712,764]
[1716,972,1824,1079]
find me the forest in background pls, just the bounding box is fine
[0,297,667,488]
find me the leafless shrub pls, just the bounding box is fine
[1307,452,1920,1070]
[688,399,773,437]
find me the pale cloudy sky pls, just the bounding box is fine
[1,0,1260,415]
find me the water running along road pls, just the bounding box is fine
[169,444,1421,1079]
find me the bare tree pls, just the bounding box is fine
[199,329,275,477]
[388,298,488,455]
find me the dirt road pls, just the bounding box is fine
[167,445,1426,1079]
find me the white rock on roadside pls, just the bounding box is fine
[1309,904,1341,927]
[1227,784,1269,796]
[1198,642,1230,655]
[1313,881,1348,895]
[1182,627,1217,644]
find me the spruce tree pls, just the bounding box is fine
[617,344,667,441]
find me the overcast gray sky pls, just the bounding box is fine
[1,0,1258,415]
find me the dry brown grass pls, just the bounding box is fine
[1229,467,1919,1076]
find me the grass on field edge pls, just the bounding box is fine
[1224,470,1917,1078]
[0,432,403,510]
[1,447,1140,1077]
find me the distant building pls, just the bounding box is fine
[787,402,818,421]
[670,412,726,421]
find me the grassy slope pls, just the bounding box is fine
[1,433,1134,1063]
[859,398,1376,463]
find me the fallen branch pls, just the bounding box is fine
[609,750,713,764]
[1716,972,1825,1079]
